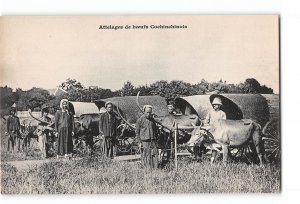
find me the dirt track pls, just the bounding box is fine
[4,154,141,171]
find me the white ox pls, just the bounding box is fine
[187,119,264,166]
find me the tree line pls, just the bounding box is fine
[0,78,273,115]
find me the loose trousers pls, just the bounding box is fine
[102,136,114,159]
[141,140,159,169]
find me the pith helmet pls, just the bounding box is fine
[212,97,223,106]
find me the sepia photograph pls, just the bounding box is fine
[0,15,280,194]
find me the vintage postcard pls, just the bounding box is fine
[0,15,280,194]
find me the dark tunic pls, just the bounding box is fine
[6,115,21,151]
[99,112,118,138]
[135,115,159,168]
[55,110,74,155]
[99,112,118,158]
[135,115,158,142]
[7,115,21,133]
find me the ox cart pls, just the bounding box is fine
[69,101,140,156]
[94,95,169,156]
[25,93,279,165]
[174,94,280,164]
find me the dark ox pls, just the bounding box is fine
[187,119,265,166]
[74,114,101,149]
[135,91,200,144]
[74,113,136,153]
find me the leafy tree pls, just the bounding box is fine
[59,78,84,92]
[150,80,169,97]
[121,81,135,96]
[1,77,274,116]
[133,85,152,96]
[244,78,261,93]
[191,79,209,94]
[16,87,50,111]
[58,78,85,101]
[0,86,15,109]
[260,85,274,94]
[167,80,192,99]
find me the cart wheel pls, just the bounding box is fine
[131,138,141,155]
[230,144,257,164]
[262,118,280,163]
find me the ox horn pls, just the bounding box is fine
[28,109,54,127]
[116,103,136,129]
[136,91,144,113]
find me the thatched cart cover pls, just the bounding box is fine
[95,96,168,123]
[175,94,275,126]
[260,94,279,119]
[69,102,100,118]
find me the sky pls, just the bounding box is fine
[0,15,279,93]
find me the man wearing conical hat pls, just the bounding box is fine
[205,97,227,125]
[6,103,21,153]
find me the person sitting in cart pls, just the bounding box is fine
[203,96,227,162]
[205,96,227,125]
[167,102,177,115]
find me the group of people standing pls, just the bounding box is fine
[5,99,75,159]
[6,96,227,168]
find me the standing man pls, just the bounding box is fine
[6,103,21,153]
[158,103,177,164]
[55,99,74,159]
[99,101,118,159]
[135,105,159,169]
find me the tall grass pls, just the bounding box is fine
[1,157,280,194]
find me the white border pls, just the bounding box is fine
[1,0,300,204]
[0,0,282,15]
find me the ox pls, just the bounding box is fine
[187,119,265,166]
[74,113,101,150]
[116,92,202,164]
[74,111,138,154]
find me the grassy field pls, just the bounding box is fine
[1,157,280,194]
[0,118,281,194]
